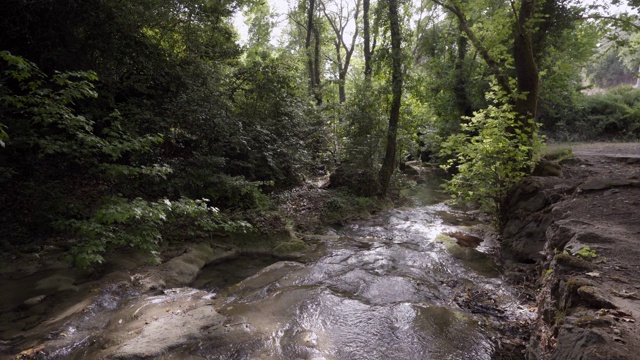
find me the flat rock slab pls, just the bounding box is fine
[105,288,224,359]
[579,177,639,191]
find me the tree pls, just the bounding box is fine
[363,0,376,79]
[321,0,361,103]
[244,0,275,56]
[431,0,539,133]
[378,0,403,196]
[304,0,324,104]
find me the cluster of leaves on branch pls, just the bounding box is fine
[62,197,250,268]
[441,84,543,229]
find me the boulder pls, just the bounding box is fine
[501,177,577,262]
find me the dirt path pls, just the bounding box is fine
[553,142,640,158]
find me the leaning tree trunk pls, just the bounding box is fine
[435,0,539,134]
[379,0,402,196]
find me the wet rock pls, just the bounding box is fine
[22,295,47,307]
[550,328,606,360]
[112,306,223,359]
[443,231,483,248]
[502,211,554,262]
[399,161,421,176]
[34,274,78,292]
[135,243,236,291]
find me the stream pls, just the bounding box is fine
[0,180,533,359]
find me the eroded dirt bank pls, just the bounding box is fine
[501,144,640,359]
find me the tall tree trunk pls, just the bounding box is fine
[313,27,323,104]
[306,0,315,88]
[437,0,512,97]
[453,28,472,118]
[338,71,347,103]
[434,0,540,133]
[379,0,402,196]
[321,0,360,104]
[513,0,539,125]
[306,0,322,105]
[363,0,372,78]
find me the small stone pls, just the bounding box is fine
[613,328,621,336]
[23,295,47,306]
[202,292,217,300]
[613,336,624,342]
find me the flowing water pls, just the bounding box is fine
[158,182,530,359]
[1,179,533,359]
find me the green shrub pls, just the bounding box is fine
[320,190,380,224]
[552,86,640,141]
[441,84,544,228]
[61,197,251,267]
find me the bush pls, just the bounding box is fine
[320,190,381,224]
[61,197,251,267]
[441,85,544,228]
[551,86,640,141]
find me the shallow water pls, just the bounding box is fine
[1,180,532,360]
[174,188,526,359]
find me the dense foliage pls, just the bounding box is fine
[0,0,318,265]
[551,86,640,141]
[441,84,543,228]
[1,0,639,264]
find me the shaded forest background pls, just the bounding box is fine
[1,0,640,266]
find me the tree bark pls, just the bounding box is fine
[453,27,472,118]
[513,0,539,124]
[313,27,323,104]
[306,0,322,105]
[379,0,402,196]
[363,0,372,78]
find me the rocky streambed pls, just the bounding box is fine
[1,175,535,360]
[500,147,640,359]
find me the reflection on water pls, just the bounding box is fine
[15,179,532,360]
[181,192,523,359]
[192,255,282,292]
